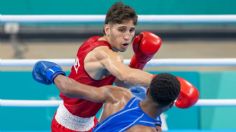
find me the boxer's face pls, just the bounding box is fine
[105,20,135,52]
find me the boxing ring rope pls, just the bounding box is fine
[1,99,236,107]
[1,15,236,23]
[1,58,236,67]
[1,58,236,107]
[0,99,61,107]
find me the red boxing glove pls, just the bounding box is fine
[129,31,162,70]
[175,77,199,108]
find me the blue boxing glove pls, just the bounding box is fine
[32,61,66,85]
[130,85,147,100]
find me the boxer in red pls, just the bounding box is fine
[48,2,161,131]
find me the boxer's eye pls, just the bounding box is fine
[129,28,135,33]
[118,27,127,33]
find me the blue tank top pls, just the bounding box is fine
[93,97,162,132]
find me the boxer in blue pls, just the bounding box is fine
[33,61,182,131]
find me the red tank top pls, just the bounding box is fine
[60,36,116,117]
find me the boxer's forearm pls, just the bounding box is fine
[54,75,107,103]
[125,68,153,87]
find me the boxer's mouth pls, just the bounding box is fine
[122,43,129,46]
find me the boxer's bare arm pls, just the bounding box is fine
[54,75,129,104]
[91,46,153,87]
